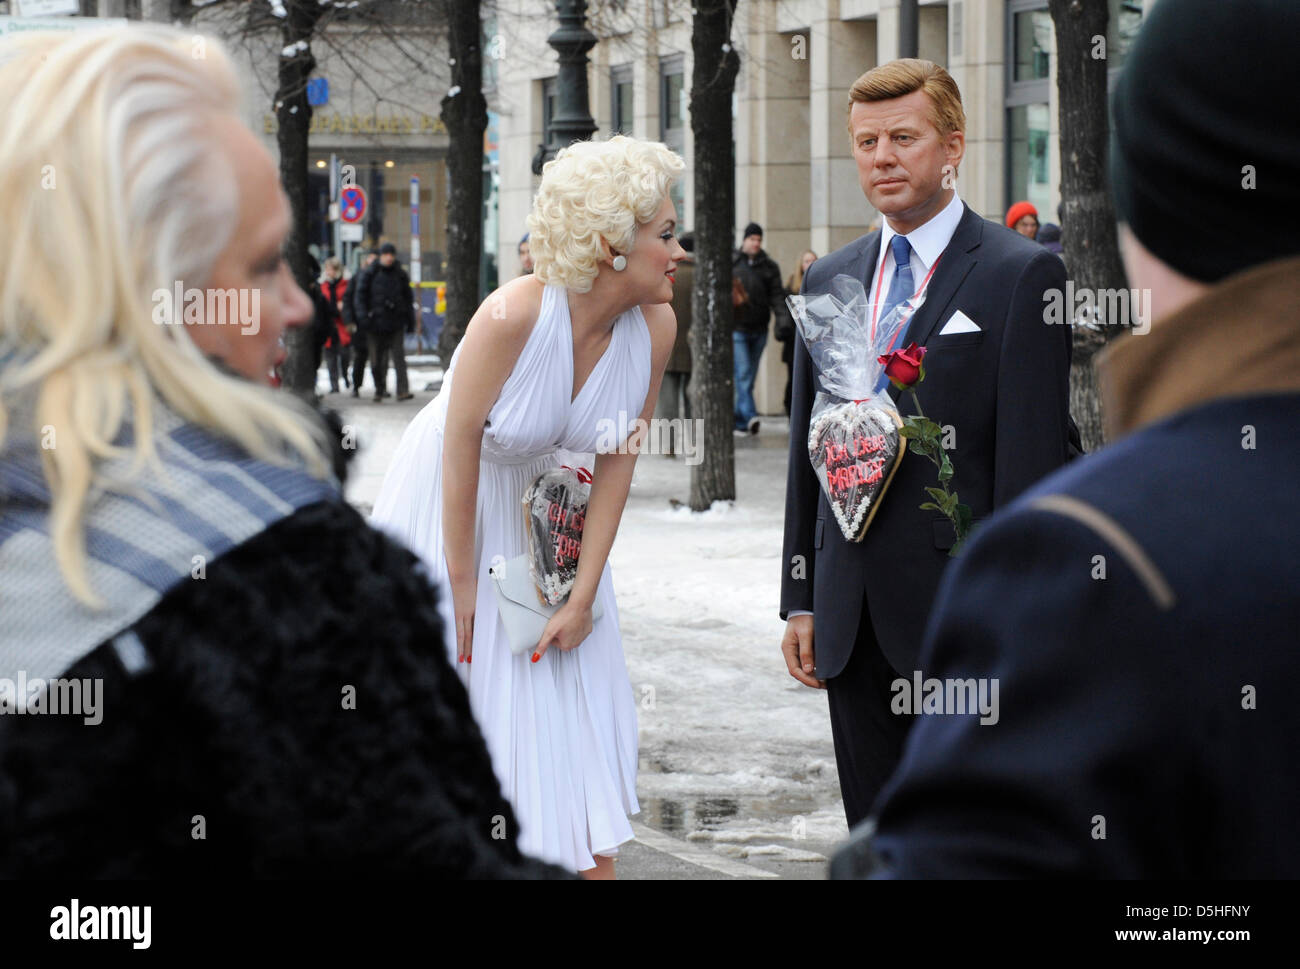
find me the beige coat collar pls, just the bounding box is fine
[1099,255,1300,439]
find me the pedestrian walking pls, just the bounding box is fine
[781,249,817,416]
[518,232,534,275]
[1005,199,1039,239]
[732,222,790,434]
[356,242,415,401]
[321,256,351,393]
[655,231,694,456]
[345,248,379,397]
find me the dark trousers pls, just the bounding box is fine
[351,335,370,392]
[367,329,408,397]
[323,343,351,391]
[826,608,914,829]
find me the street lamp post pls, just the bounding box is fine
[531,0,598,175]
[899,0,919,58]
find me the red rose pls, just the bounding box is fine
[878,342,927,389]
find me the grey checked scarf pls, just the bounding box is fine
[0,397,340,706]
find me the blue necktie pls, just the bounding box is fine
[874,235,915,392]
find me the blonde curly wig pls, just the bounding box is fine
[526,135,685,293]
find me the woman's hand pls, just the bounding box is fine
[450,575,476,664]
[531,597,595,663]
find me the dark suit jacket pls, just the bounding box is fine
[779,204,1072,677]
[855,393,1300,877]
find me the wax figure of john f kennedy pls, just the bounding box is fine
[847,0,1300,879]
[779,59,1074,828]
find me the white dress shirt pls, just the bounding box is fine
[788,192,965,623]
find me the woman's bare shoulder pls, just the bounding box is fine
[639,300,676,343]
[465,274,548,345]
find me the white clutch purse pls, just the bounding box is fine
[488,553,603,656]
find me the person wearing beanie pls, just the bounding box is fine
[732,221,789,434]
[1005,200,1039,239]
[852,0,1300,878]
[356,242,416,401]
[1037,221,1064,257]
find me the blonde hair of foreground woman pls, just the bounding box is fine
[0,26,332,605]
[526,134,685,293]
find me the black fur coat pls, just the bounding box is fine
[0,498,570,879]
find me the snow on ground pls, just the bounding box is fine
[332,360,848,861]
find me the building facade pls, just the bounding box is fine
[491,0,1146,414]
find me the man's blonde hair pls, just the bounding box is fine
[846,59,966,139]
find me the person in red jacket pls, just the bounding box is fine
[320,257,351,393]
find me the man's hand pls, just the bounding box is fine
[781,615,825,689]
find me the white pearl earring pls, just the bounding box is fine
[612,254,627,271]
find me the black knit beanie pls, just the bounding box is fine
[742,222,762,240]
[1110,0,1300,282]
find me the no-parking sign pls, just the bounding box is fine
[339,185,367,224]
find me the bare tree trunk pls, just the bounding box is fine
[275,0,324,401]
[438,0,487,363]
[687,0,741,511]
[1049,0,1128,452]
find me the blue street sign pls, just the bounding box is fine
[306,77,329,106]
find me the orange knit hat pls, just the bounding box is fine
[1005,200,1038,228]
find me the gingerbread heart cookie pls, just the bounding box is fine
[807,399,904,541]
[522,466,592,606]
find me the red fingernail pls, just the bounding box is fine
[531,653,540,663]
[467,655,471,663]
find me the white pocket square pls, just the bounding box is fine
[939,310,981,335]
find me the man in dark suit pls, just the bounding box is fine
[845,0,1300,878]
[779,59,1073,828]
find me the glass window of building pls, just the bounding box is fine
[612,65,634,136]
[1107,0,1145,73]
[660,54,686,220]
[1006,102,1052,217]
[1012,6,1052,81]
[1005,1,1052,217]
[542,76,557,147]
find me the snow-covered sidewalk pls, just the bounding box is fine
[332,368,847,870]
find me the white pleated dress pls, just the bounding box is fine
[369,282,649,872]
